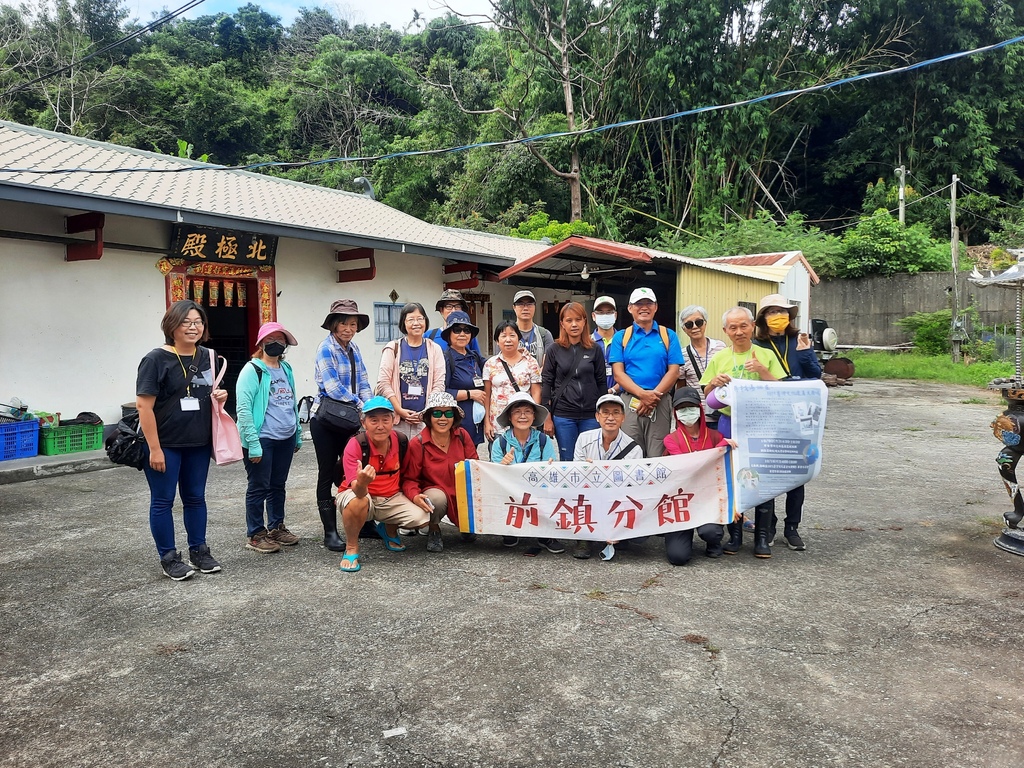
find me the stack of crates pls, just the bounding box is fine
[0,417,39,461]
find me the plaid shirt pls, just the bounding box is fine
[314,333,372,406]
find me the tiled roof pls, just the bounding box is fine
[0,120,514,263]
[437,226,551,263]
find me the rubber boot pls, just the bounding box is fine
[723,522,742,554]
[753,505,772,559]
[318,499,344,552]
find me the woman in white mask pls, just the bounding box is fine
[662,387,729,565]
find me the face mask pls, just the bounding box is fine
[766,315,791,334]
[263,341,287,357]
[594,314,616,330]
[675,407,702,425]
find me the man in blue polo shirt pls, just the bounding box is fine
[609,287,683,457]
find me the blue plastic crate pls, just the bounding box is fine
[0,420,39,461]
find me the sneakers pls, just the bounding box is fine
[537,538,566,554]
[784,530,806,551]
[160,550,195,581]
[572,541,592,559]
[267,524,299,546]
[502,536,520,548]
[246,531,281,554]
[460,532,477,543]
[426,530,443,553]
[188,544,222,573]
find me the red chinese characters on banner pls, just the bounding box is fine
[656,488,695,525]
[550,494,596,534]
[607,495,643,530]
[505,493,539,529]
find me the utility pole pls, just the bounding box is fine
[895,165,906,225]
[951,174,963,363]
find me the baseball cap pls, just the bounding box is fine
[360,396,395,415]
[629,288,657,304]
[596,394,625,410]
[593,296,616,311]
[513,290,536,305]
[672,387,703,408]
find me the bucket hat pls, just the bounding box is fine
[255,321,298,347]
[435,289,469,313]
[495,391,549,430]
[419,391,465,421]
[756,293,797,320]
[321,299,370,331]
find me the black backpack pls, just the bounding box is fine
[353,431,409,475]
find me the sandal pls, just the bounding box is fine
[339,553,361,572]
[375,522,407,552]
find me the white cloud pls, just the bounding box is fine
[123,0,494,31]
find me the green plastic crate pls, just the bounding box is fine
[38,424,104,456]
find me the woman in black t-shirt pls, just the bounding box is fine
[136,300,228,581]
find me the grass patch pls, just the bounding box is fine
[961,398,987,404]
[845,349,1012,387]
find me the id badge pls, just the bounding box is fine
[473,377,484,388]
[406,383,424,398]
[180,397,200,412]
[628,397,641,412]
[605,365,613,379]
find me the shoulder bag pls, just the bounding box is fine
[210,349,243,465]
[318,344,362,433]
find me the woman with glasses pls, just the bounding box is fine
[136,300,229,581]
[401,392,479,553]
[376,302,445,439]
[441,311,487,448]
[677,305,726,430]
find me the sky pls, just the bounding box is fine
[123,0,495,32]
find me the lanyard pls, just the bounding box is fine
[676,426,710,453]
[768,337,791,375]
[602,434,624,460]
[171,347,196,396]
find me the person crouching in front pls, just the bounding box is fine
[490,391,564,557]
[661,387,730,565]
[573,394,644,560]
[336,396,430,572]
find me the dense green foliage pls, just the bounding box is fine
[3,0,1024,263]
[894,309,956,355]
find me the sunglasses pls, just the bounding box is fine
[682,318,706,329]
[451,326,472,334]
[430,409,456,419]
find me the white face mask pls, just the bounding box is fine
[675,407,702,425]
[593,313,616,330]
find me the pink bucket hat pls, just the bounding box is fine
[256,322,298,347]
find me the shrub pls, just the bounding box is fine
[894,309,952,355]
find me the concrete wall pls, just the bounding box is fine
[812,272,1019,346]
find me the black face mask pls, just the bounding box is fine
[263,341,287,357]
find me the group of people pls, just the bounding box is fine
[135,285,821,581]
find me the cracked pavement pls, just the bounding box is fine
[1,380,1021,767]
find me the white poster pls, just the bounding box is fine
[729,379,828,509]
[454,448,734,540]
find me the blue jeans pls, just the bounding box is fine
[243,437,296,537]
[143,444,211,557]
[552,415,600,462]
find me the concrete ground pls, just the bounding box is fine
[0,379,1021,768]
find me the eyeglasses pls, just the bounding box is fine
[179,319,205,328]
[682,318,706,330]
[451,326,472,335]
[442,303,462,311]
[430,409,455,419]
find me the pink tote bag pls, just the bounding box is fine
[210,349,243,466]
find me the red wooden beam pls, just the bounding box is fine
[443,261,479,274]
[336,248,376,283]
[444,277,479,290]
[64,212,105,261]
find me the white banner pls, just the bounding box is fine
[454,448,734,540]
[730,379,828,509]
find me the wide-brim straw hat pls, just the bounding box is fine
[321,299,370,331]
[496,391,549,430]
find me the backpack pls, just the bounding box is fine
[621,324,670,351]
[353,431,409,476]
[497,431,548,462]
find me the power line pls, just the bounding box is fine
[2,29,1023,175]
[3,0,208,98]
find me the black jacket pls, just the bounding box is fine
[541,342,607,419]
